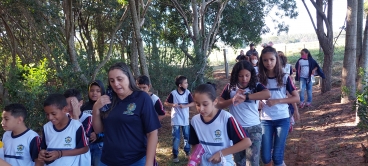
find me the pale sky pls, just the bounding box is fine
[264,0,347,36]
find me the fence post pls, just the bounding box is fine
[223,49,229,78]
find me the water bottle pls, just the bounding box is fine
[100,86,113,112]
[188,144,205,166]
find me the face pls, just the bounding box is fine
[109,69,132,98]
[44,105,68,127]
[65,97,82,114]
[240,50,244,55]
[250,46,255,50]
[1,111,20,131]
[300,51,307,57]
[238,69,251,88]
[137,84,150,94]
[250,55,258,61]
[262,52,277,71]
[179,79,189,89]
[194,93,217,117]
[89,85,102,101]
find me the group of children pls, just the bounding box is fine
[0,46,322,166]
[165,46,302,166]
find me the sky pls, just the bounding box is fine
[264,0,348,36]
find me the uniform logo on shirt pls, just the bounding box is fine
[16,144,24,155]
[64,136,72,147]
[214,129,222,141]
[123,103,136,115]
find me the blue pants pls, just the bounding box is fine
[90,142,106,166]
[172,125,190,157]
[261,118,290,166]
[299,77,313,103]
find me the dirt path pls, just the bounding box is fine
[212,69,367,166]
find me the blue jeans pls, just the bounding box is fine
[130,156,146,166]
[299,77,312,103]
[90,142,106,166]
[172,125,190,157]
[261,118,290,166]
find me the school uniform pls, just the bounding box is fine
[166,89,193,157]
[189,110,247,165]
[2,129,40,166]
[150,93,165,116]
[101,91,161,166]
[40,119,90,166]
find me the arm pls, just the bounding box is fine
[154,99,166,121]
[293,102,300,121]
[248,89,270,100]
[267,77,300,106]
[216,84,233,109]
[61,126,89,157]
[145,130,158,166]
[164,93,176,108]
[179,93,195,108]
[0,159,10,166]
[92,95,111,133]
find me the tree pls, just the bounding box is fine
[302,0,334,93]
[341,0,357,103]
[357,0,368,92]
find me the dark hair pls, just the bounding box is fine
[3,103,27,120]
[44,94,67,110]
[63,88,82,101]
[137,75,150,86]
[230,61,257,90]
[258,46,284,87]
[278,51,287,67]
[250,43,255,46]
[194,82,217,101]
[175,75,187,87]
[108,62,141,92]
[251,52,258,58]
[239,55,249,61]
[301,48,312,58]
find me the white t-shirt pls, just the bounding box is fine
[41,119,91,166]
[166,89,193,126]
[260,74,296,120]
[299,59,309,78]
[3,129,40,166]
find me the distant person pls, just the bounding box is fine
[295,48,325,108]
[268,41,274,47]
[250,52,259,75]
[246,43,258,57]
[236,50,246,62]
[164,75,195,163]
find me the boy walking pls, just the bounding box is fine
[1,103,41,166]
[137,75,166,121]
[36,94,90,166]
[164,75,194,162]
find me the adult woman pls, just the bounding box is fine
[92,62,161,166]
[295,48,325,108]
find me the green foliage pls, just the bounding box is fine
[354,74,368,130]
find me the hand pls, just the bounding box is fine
[232,89,246,106]
[179,104,186,108]
[70,99,81,119]
[208,151,222,164]
[44,151,60,161]
[294,111,300,121]
[38,149,47,161]
[266,99,279,107]
[259,100,266,110]
[93,95,112,111]
[90,132,97,143]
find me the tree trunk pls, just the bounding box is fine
[356,0,364,92]
[62,0,89,85]
[128,0,149,78]
[130,36,140,76]
[341,0,357,103]
[358,14,368,91]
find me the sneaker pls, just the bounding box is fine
[305,102,311,107]
[172,157,179,163]
[299,102,305,108]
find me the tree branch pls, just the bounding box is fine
[309,0,331,32]
[302,0,317,33]
[171,0,193,39]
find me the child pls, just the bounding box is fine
[164,75,195,163]
[278,51,300,130]
[81,80,106,166]
[258,46,300,166]
[64,89,92,138]
[250,52,259,75]
[189,83,252,165]
[295,48,325,108]
[1,103,41,166]
[36,94,90,166]
[137,75,166,121]
[217,60,270,166]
